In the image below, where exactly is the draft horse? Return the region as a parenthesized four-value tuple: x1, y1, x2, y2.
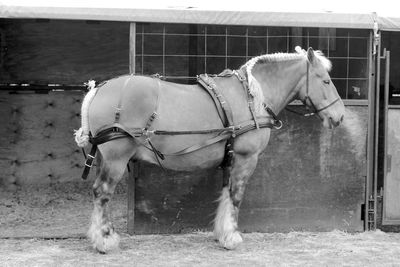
(74, 47, 345, 253)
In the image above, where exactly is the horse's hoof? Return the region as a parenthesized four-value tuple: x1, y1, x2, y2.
(89, 224, 120, 254)
(97, 249, 106, 255)
(222, 231, 243, 250)
(96, 231, 120, 253)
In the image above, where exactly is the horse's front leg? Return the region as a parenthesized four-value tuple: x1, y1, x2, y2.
(214, 153, 259, 250)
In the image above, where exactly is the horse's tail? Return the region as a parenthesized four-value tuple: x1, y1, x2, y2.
(74, 80, 98, 147)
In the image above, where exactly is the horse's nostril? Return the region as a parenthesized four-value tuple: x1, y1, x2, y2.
(329, 117, 340, 127)
(340, 115, 344, 123)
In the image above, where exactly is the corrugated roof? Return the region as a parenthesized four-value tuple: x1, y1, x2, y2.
(378, 17, 400, 31)
(0, 4, 378, 29)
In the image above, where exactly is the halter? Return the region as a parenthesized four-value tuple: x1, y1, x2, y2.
(287, 61, 340, 117)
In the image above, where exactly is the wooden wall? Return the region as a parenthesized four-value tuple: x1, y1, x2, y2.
(0, 91, 92, 188)
(133, 106, 367, 233)
(0, 19, 129, 84)
(0, 19, 130, 189)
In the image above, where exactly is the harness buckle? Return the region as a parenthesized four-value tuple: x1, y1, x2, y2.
(228, 126, 237, 138)
(233, 70, 245, 81)
(84, 154, 95, 168)
(273, 119, 283, 130)
(85, 162, 94, 168)
(142, 128, 154, 137)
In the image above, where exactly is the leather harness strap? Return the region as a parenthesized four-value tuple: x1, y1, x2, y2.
(233, 69, 260, 129)
(82, 127, 129, 179)
(196, 74, 236, 187)
(115, 77, 132, 123)
(197, 74, 234, 127)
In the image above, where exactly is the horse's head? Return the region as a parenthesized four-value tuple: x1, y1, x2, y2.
(297, 47, 345, 129)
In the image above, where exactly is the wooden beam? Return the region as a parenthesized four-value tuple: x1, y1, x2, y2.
(127, 160, 139, 235)
(127, 22, 136, 235)
(129, 22, 136, 75)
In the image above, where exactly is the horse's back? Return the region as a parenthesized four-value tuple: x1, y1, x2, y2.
(88, 75, 224, 136)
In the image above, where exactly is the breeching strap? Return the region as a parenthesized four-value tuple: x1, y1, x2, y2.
(81, 127, 129, 179)
(81, 76, 132, 180)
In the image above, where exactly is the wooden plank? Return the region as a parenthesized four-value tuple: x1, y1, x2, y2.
(127, 160, 138, 235)
(132, 106, 367, 233)
(0, 19, 129, 85)
(133, 164, 221, 233)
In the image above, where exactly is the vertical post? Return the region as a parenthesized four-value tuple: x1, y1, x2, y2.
(127, 160, 139, 235)
(382, 50, 391, 224)
(129, 22, 136, 75)
(366, 30, 378, 230)
(127, 22, 136, 235)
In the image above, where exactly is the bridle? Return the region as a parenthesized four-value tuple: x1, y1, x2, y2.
(286, 61, 340, 117)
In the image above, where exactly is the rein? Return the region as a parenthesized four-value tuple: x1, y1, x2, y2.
(285, 61, 340, 117)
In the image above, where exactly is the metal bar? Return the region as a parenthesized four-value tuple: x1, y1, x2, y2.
(141, 24, 144, 74)
(225, 26, 228, 69)
(134, 54, 368, 60)
(382, 50, 391, 225)
(204, 26, 207, 73)
(139, 32, 368, 39)
(372, 31, 382, 230)
(366, 30, 377, 231)
(346, 32, 350, 98)
(245, 27, 248, 60)
(162, 25, 166, 76)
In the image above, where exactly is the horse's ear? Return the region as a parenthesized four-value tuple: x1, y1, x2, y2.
(307, 47, 315, 64)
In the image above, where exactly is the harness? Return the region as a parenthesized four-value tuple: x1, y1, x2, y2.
(285, 62, 340, 117)
(81, 61, 341, 181)
(81, 70, 282, 182)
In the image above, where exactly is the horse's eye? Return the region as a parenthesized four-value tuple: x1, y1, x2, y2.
(323, 80, 330, 85)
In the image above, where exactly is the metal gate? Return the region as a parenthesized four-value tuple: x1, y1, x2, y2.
(382, 48, 400, 225)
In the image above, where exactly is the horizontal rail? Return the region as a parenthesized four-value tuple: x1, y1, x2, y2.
(0, 84, 86, 92)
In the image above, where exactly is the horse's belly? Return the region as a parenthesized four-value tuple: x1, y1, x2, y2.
(136, 140, 225, 171)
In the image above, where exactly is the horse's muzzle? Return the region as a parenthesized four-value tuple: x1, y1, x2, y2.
(329, 115, 344, 128)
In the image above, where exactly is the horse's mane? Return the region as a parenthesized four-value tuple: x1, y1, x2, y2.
(243, 47, 331, 114)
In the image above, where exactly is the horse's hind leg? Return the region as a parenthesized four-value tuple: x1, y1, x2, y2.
(87, 139, 134, 253)
(214, 153, 258, 250)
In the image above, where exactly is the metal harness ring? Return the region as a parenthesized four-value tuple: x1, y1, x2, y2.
(273, 119, 283, 130)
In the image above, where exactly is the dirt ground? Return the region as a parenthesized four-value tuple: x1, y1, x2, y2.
(2, 231, 400, 266)
(2, 182, 400, 266)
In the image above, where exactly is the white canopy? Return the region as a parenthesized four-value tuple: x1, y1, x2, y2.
(0, 0, 398, 30)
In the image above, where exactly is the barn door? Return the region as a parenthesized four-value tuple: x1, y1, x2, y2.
(381, 49, 400, 225)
